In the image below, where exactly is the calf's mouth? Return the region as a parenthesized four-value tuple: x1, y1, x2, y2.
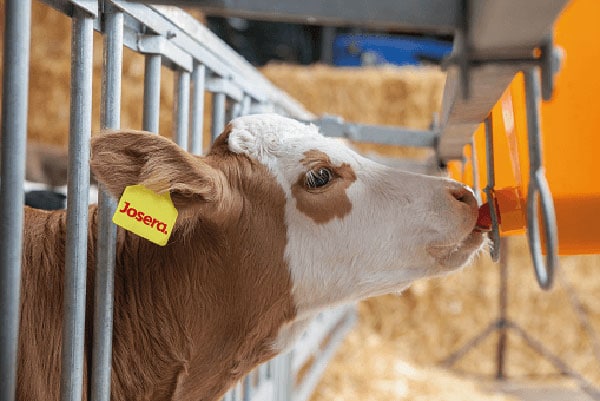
(427, 227, 485, 269)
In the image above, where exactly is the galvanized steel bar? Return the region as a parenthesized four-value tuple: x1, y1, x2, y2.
(143, 54, 161, 133)
(241, 96, 252, 117)
(243, 375, 252, 401)
(206, 77, 244, 102)
(231, 101, 242, 120)
(137, 33, 193, 72)
(211, 91, 226, 141)
(142, 0, 458, 34)
(174, 69, 191, 150)
(190, 62, 206, 155)
(258, 363, 268, 384)
(92, 6, 123, 401)
(272, 354, 292, 401)
(0, 1, 31, 399)
(312, 117, 438, 148)
(60, 8, 94, 401)
(127, 4, 314, 118)
(92, 190, 118, 401)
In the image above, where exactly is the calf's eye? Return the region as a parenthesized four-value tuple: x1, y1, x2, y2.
(305, 168, 332, 189)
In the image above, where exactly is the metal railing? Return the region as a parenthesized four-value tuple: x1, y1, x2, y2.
(0, 1, 356, 400)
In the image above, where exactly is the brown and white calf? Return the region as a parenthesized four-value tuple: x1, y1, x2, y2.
(18, 114, 484, 401)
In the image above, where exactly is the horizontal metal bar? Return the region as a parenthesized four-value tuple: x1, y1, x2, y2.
(149, 6, 277, 98)
(117, 2, 313, 117)
(128, 0, 457, 34)
(367, 154, 438, 176)
(108, 3, 262, 100)
(137, 34, 193, 71)
(206, 77, 243, 101)
(312, 117, 437, 148)
(39, 0, 97, 17)
(470, 0, 569, 51)
(40, 0, 313, 119)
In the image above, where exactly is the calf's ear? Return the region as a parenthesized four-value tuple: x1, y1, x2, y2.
(91, 130, 223, 212)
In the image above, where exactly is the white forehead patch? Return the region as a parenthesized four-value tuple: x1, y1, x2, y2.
(227, 114, 322, 162)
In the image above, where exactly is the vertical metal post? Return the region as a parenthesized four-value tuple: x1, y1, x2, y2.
(190, 63, 206, 155)
(272, 353, 293, 401)
(143, 54, 161, 133)
(0, 0, 31, 399)
(243, 375, 252, 401)
(60, 8, 94, 401)
(211, 91, 226, 141)
(258, 363, 268, 384)
(174, 70, 190, 150)
(496, 237, 509, 379)
(92, 6, 123, 401)
(230, 101, 242, 120)
(241, 96, 252, 117)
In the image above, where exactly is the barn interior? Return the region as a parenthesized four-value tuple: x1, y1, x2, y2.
(1, 0, 600, 400)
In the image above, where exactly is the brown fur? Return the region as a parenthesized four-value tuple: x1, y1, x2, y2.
(18, 130, 296, 401)
(291, 149, 357, 224)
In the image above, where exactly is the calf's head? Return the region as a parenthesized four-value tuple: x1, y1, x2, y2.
(91, 114, 484, 319)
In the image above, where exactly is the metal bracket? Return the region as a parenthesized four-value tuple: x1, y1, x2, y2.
(444, 0, 562, 102)
(137, 34, 193, 72)
(206, 77, 244, 102)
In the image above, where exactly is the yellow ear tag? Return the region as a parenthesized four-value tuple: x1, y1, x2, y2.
(112, 185, 178, 246)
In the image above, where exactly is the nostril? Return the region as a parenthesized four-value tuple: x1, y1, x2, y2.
(450, 186, 477, 208)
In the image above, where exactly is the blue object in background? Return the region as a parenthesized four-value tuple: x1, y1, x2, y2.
(333, 34, 453, 67)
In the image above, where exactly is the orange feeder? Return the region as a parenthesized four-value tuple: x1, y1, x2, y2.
(449, 0, 600, 255)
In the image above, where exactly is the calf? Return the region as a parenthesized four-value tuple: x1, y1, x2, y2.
(18, 114, 484, 401)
